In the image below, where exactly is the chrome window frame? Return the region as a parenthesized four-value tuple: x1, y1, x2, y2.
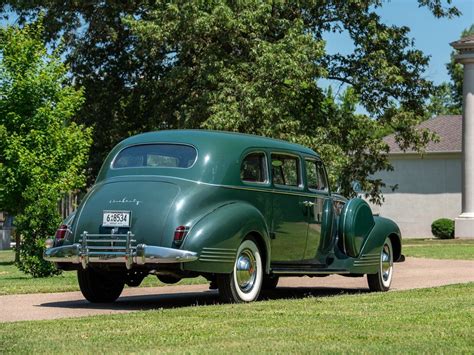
(240, 151, 270, 186)
(270, 152, 304, 190)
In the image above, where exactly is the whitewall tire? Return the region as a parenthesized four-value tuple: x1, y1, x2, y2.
(217, 238, 263, 303)
(367, 237, 393, 292)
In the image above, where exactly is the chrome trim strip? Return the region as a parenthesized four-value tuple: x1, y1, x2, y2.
(201, 247, 236, 252)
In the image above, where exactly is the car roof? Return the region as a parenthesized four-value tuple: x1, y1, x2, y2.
(120, 129, 319, 157)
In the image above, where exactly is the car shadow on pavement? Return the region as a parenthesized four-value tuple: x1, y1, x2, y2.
(38, 286, 369, 311)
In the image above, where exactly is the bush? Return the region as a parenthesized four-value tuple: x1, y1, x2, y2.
(431, 218, 455, 239)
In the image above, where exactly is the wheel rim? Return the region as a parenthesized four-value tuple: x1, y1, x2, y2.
(235, 248, 257, 293)
(381, 240, 393, 286)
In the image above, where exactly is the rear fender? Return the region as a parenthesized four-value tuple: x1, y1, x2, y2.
(181, 202, 271, 274)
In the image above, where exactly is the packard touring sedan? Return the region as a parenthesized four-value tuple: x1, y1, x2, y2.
(45, 130, 402, 303)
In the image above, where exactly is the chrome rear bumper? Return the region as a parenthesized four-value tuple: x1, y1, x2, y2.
(44, 232, 198, 269)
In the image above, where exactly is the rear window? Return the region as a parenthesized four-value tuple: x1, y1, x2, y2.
(113, 144, 197, 169)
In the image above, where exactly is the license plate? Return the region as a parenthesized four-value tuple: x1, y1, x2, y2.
(102, 211, 131, 227)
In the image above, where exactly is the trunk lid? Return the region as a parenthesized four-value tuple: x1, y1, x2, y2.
(71, 179, 180, 246)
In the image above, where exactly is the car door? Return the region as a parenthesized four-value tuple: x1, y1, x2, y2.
(303, 158, 333, 259)
(270, 153, 308, 261)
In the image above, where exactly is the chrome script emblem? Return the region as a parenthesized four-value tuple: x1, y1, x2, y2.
(109, 197, 142, 206)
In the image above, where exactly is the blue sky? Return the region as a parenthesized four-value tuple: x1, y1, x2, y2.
(325, 0, 473, 86)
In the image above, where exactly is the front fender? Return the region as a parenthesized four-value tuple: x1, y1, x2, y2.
(359, 216, 402, 265)
(181, 201, 271, 274)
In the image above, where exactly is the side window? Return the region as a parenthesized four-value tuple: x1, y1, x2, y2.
(271, 154, 301, 187)
(241, 152, 268, 183)
(306, 159, 329, 192)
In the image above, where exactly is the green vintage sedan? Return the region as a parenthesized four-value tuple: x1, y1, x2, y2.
(44, 130, 402, 303)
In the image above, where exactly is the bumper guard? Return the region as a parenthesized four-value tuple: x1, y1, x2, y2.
(44, 231, 198, 270)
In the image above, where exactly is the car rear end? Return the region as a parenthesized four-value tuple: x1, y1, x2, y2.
(44, 142, 200, 271)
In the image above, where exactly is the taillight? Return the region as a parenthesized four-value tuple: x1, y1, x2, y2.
(173, 226, 189, 245)
(55, 224, 69, 239)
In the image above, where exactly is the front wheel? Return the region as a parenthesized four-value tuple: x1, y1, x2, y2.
(217, 238, 263, 303)
(77, 268, 125, 303)
(367, 237, 393, 292)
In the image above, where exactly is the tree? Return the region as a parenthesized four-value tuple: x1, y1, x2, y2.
(0, 1, 460, 202)
(0, 21, 92, 277)
(425, 82, 460, 117)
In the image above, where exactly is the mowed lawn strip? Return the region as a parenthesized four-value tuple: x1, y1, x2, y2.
(0, 283, 472, 354)
(403, 238, 474, 260)
(0, 250, 206, 295)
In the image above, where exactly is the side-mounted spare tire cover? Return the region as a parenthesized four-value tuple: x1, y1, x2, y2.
(339, 198, 375, 258)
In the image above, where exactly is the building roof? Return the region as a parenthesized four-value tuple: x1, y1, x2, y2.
(451, 34, 474, 50)
(385, 115, 462, 154)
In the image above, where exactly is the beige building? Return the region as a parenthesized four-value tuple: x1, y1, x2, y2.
(370, 115, 462, 238)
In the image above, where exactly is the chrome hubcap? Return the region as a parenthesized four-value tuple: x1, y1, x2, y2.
(381, 243, 392, 282)
(236, 249, 257, 293)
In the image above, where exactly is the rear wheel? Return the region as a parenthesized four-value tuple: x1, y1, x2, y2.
(77, 268, 125, 303)
(217, 238, 263, 303)
(367, 237, 393, 292)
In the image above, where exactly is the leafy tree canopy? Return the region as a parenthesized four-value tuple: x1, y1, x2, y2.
(0, 0, 461, 202)
(0, 21, 92, 276)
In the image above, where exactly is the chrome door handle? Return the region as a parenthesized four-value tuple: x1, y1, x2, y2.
(303, 201, 315, 207)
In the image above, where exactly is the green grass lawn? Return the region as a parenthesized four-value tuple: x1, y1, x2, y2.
(0, 250, 206, 296)
(403, 238, 474, 260)
(0, 283, 472, 353)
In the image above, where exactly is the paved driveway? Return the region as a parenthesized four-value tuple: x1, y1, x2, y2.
(1, 257, 473, 323)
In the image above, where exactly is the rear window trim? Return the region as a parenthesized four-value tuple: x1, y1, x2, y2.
(110, 143, 198, 170)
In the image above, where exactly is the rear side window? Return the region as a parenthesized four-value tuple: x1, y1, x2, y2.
(271, 154, 301, 187)
(306, 159, 328, 191)
(113, 144, 197, 169)
(241, 152, 268, 183)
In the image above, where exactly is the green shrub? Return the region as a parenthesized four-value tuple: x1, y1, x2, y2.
(431, 218, 455, 239)
(0, 21, 91, 277)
